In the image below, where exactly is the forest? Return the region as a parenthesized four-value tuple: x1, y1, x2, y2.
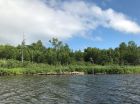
(0, 38, 140, 75)
(0, 38, 140, 65)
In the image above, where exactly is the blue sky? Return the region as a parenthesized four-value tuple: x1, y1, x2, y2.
(66, 0, 140, 50)
(0, 0, 140, 50)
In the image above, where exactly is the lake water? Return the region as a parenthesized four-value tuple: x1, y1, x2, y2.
(0, 75, 140, 104)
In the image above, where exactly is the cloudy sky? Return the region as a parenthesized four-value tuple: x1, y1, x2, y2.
(0, 0, 140, 50)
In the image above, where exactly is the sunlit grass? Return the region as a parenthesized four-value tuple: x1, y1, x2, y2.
(0, 59, 140, 75)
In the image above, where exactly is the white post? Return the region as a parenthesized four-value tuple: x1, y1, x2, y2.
(21, 33, 25, 63)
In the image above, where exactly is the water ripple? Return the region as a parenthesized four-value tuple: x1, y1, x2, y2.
(0, 75, 140, 104)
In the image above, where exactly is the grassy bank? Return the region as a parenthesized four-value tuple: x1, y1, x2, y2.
(0, 59, 140, 75)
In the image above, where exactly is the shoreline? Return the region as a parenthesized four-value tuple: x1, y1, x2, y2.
(0, 71, 85, 76)
(34, 71, 85, 75)
(1, 71, 140, 76)
(0, 65, 140, 76)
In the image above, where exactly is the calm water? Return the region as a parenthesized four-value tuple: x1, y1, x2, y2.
(0, 75, 140, 104)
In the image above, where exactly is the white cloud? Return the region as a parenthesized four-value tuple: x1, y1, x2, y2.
(0, 0, 140, 45)
(104, 9, 140, 34)
(94, 36, 103, 42)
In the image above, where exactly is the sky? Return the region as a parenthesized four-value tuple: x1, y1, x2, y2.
(0, 0, 140, 50)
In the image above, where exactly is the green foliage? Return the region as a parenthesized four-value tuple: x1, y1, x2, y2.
(0, 59, 140, 75)
(0, 39, 139, 66)
(0, 38, 140, 76)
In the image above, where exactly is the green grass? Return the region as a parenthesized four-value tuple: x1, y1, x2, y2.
(0, 59, 140, 75)
(0, 65, 140, 76)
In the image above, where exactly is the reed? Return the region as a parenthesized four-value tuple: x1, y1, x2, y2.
(0, 59, 140, 75)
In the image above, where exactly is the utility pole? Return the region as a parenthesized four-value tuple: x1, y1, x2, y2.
(21, 33, 25, 63)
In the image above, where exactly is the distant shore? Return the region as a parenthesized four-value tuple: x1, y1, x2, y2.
(0, 64, 140, 76)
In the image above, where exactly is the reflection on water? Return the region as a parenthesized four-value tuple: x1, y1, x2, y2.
(0, 75, 140, 104)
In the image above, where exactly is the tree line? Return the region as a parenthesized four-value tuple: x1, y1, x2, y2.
(0, 38, 140, 65)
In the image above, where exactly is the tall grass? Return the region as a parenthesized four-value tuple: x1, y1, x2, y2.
(0, 59, 140, 75)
